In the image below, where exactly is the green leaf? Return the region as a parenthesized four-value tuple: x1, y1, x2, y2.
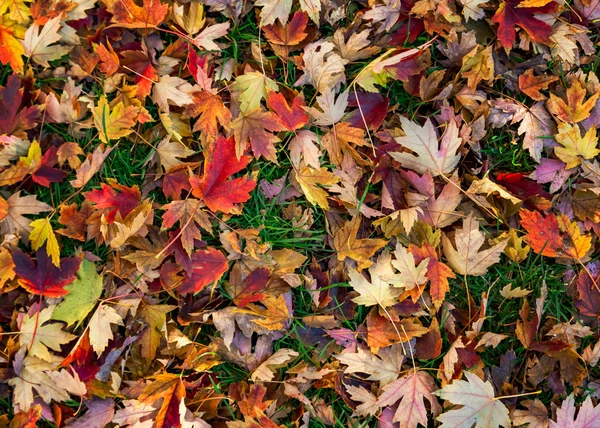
(52, 259, 103, 328)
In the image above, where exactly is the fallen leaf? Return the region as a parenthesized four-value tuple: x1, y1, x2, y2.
(193, 22, 230, 50)
(29, 218, 60, 267)
(13, 248, 81, 297)
(388, 244, 429, 291)
(512, 399, 549, 428)
(547, 80, 600, 124)
(52, 259, 102, 328)
(189, 135, 256, 213)
(492, 0, 558, 48)
(184, 90, 232, 136)
(500, 284, 531, 299)
(442, 214, 508, 276)
(520, 209, 591, 259)
(70, 145, 114, 188)
(0, 75, 39, 138)
(22, 16, 71, 67)
(391, 117, 461, 177)
(88, 304, 123, 356)
(292, 165, 339, 210)
(255, 0, 292, 26)
(336, 344, 405, 385)
(0, 17, 25, 72)
(435, 371, 511, 428)
(554, 122, 599, 169)
(230, 108, 284, 161)
(376, 371, 441, 426)
(235, 294, 291, 330)
(19, 306, 77, 361)
(251, 349, 298, 381)
(518, 69, 558, 101)
(266, 91, 309, 131)
(550, 394, 600, 428)
(0, 192, 51, 241)
(152, 75, 194, 112)
(231, 71, 278, 114)
(294, 41, 348, 93)
(93, 96, 138, 144)
(178, 247, 229, 294)
(103, 0, 169, 28)
(161, 198, 211, 256)
(333, 216, 388, 271)
(348, 250, 401, 307)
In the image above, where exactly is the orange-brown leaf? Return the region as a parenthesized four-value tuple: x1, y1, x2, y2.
(547, 80, 600, 124)
(104, 0, 169, 28)
(333, 217, 388, 271)
(520, 209, 591, 259)
(184, 90, 232, 137)
(518, 69, 558, 101)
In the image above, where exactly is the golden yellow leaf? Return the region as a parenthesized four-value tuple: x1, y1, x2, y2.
(93, 95, 138, 144)
(0, 247, 15, 290)
(29, 218, 60, 267)
(235, 294, 291, 330)
(492, 228, 530, 263)
(0, 0, 31, 25)
(333, 216, 388, 271)
(293, 166, 339, 210)
(461, 45, 494, 91)
(554, 122, 599, 169)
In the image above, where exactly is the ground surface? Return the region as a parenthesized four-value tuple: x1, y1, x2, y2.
(1, 0, 600, 427)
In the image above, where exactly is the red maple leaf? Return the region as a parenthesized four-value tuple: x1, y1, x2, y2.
(120, 50, 158, 98)
(85, 181, 142, 222)
(190, 135, 256, 213)
(61, 332, 100, 382)
(263, 11, 309, 47)
(492, 0, 558, 48)
(344, 92, 389, 131)
(266, 91, 309, 131)
(32, 146, 67, 187)
(388, 0, 425, 45)
(161, 166, 192, 200)
(520, 210, 591, 259)
(494, 172, 550, 200)
(188, 49, 214, 86)
(0, 74, 39, 138)
(232, 268, 271, 308)
(179, 247, 229, 294)
(12, 248, 81, 297)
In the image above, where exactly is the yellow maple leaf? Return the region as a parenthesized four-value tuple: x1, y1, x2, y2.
(93, 95, 138, 144)
(333, 216, 388, 271)
(235, 294, 291, 330)
(29, 218, 60, 267)
(554, 122, 599, 169)
(20, 139, 41, 170)
(0, 247, 15, 291)
(292, 166, 340, 210)
(230, 71, 278, 114)
(461, 45, 494, 91)
(0, 0, 31, 25)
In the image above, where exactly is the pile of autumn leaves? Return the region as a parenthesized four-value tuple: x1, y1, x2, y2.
(3, 0, 600, 426)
